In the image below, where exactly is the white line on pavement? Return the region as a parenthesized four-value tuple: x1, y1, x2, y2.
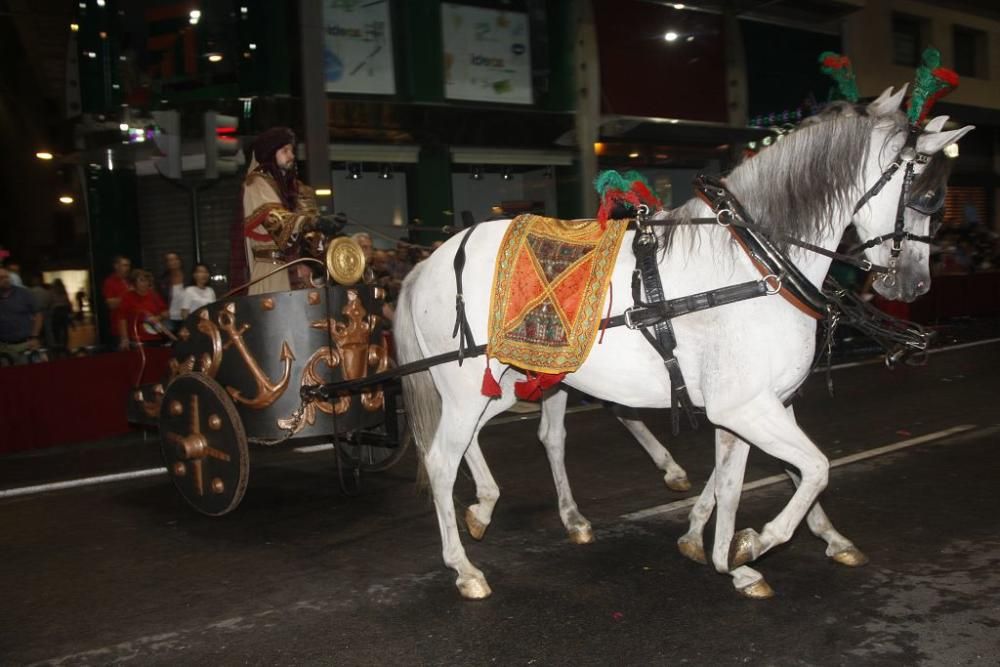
(3, 333, 996, 501)
(621, 423, 980, 521)
(0, 467, 168, 500)
(825, 336, 1000, 371)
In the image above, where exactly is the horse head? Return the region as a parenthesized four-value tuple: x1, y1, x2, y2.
(854, 87, 973, 302)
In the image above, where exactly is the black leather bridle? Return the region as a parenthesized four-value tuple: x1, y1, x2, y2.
(849, 126, 943, 285)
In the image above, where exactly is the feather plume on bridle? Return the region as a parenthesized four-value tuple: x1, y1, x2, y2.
(594, 170, 662, 226)
(906, 47, 959, 126)
(818, 52, 860, 103)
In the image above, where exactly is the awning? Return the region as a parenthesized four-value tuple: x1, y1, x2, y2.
(597, 115, 775, 147)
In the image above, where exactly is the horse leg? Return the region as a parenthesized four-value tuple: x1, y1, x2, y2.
(709, 428, 774, 597)
(676, 468, 715, 565)
(611, 405, 691, 491)
(538, 388, 594, 544)
(462, 441, 500, 541)
(714, 394, 831, 576)
(779, 407, 868, 566)
(782, 469, 869, 566)
(423, 380, 516, 599)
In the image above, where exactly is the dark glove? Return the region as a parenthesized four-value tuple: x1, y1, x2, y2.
(318, 212, 347, 236)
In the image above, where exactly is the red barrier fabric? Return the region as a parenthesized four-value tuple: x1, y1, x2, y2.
(0, 348, 172, 453)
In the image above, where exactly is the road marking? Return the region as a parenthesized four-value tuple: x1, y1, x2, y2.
(824, 336, 1000, 371)
(0, 468, 168, 500)
(622, 424, 981, 521)
(2, 333, 995, 501)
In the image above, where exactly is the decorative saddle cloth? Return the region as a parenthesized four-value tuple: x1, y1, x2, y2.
(487, 214, 629, 385)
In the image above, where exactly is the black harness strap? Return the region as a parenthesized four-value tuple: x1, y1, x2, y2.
(605, 279, 769, 330)
(696, 175, 831, 318)
(631, 215, 699, 434)
(452, 225, 479, 364)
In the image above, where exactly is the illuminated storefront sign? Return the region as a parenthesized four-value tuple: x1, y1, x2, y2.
(323, 0, 396, 95)
(441, 3, 532, 105)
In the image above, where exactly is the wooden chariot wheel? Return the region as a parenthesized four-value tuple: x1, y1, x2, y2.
(159, 373, 250, 516)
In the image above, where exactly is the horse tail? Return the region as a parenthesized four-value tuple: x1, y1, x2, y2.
(394, 263, 442, 465)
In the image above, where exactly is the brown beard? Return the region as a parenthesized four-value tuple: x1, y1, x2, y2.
(258, 160, 299, 210)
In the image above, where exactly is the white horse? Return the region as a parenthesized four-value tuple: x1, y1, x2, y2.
(395, 87, 972, 600)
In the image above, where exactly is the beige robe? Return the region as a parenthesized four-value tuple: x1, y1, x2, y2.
(242, 169, 320, 295)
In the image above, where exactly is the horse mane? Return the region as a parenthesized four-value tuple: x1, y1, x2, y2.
(722, 104, 887, 253)
(655, 104, 952, 258)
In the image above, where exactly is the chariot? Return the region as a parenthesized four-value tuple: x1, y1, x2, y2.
(127, 255, 410, 516)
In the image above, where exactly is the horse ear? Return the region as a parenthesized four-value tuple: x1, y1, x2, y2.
(923, 115, 950, 133)
(916, 125, 975, 155)
(867, 84, 908, 116)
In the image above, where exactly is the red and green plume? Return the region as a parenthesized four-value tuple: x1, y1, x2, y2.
(594, 170, 661, 225)
(907, 47, 959, 125)
(818, 51, 859, 103)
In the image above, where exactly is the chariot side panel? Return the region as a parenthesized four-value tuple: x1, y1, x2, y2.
(136, 285, 389, 441)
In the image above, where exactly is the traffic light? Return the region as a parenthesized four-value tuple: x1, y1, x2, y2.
(151, 110, 182, 179)
(204, 111, 241, 179)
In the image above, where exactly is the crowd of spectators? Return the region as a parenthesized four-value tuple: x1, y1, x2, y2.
(104, 252, 218, 350)
(931, 219, 1000, 275)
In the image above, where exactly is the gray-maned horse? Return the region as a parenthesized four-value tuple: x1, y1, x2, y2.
(395, 87, 972, 600)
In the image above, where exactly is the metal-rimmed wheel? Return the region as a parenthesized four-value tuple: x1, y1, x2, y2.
(336, 383, 411, 473)
(159, 373, 249, 516)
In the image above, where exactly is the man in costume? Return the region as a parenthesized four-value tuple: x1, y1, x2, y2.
(241, 127, 333, 295)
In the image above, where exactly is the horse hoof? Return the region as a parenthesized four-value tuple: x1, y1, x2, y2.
(677, 537, 708, 565)
(457, 576, 492, 600)
(568, 525, 594, 544)
(728, 528, 760, 569)
(665, 475, 692, 492)
(831, 546, 869, 567)
(737, 578, 775, 600)
(465, 508, 488, 541)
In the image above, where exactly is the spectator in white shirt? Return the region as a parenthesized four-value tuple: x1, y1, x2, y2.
(179, 263, 217, 319)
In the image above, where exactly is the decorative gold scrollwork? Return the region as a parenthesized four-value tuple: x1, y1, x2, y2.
(137, 383, 165, 418)
(167, 310, 224, 380)
(278, 290, 390, 434)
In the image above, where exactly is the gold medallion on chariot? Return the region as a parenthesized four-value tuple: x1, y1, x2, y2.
(325, 236, 366, 285)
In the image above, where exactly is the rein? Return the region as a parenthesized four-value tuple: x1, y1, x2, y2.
(302, 145, 939, 409)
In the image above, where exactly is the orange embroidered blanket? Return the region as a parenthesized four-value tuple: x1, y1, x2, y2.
(487, 214, 629, 375)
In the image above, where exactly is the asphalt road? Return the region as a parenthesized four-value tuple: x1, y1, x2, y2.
(2, 340, 999, 666)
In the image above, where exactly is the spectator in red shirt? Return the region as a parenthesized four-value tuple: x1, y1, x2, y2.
(117, 269, 168, 350)
(102, 255, 132, 344)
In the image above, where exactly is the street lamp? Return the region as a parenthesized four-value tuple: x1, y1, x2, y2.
(36, 151, 54, 160)
(59, 196, 74, 205)
(664, 31, 679, 42)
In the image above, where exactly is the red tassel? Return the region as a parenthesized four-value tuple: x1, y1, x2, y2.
(481, 366, 502, 398)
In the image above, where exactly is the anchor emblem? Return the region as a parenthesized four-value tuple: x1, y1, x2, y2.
(217, 302, 295, 409)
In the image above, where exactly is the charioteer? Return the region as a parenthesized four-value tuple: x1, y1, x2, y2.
(239, 126, 341, 295)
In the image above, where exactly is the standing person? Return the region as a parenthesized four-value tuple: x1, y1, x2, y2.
(4, 259, 23, 287)
(178, 263, 217, 319)
(0, 267, 42, 364)
(73, 287, 87, 324)
(26, 273, 52, 346)
(157, 251, 187, 333)
(242, 127, 333, 295)
(49, 279, 72, 350)
(117, 269, 168, 350)
(102, 255, 132, 347)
